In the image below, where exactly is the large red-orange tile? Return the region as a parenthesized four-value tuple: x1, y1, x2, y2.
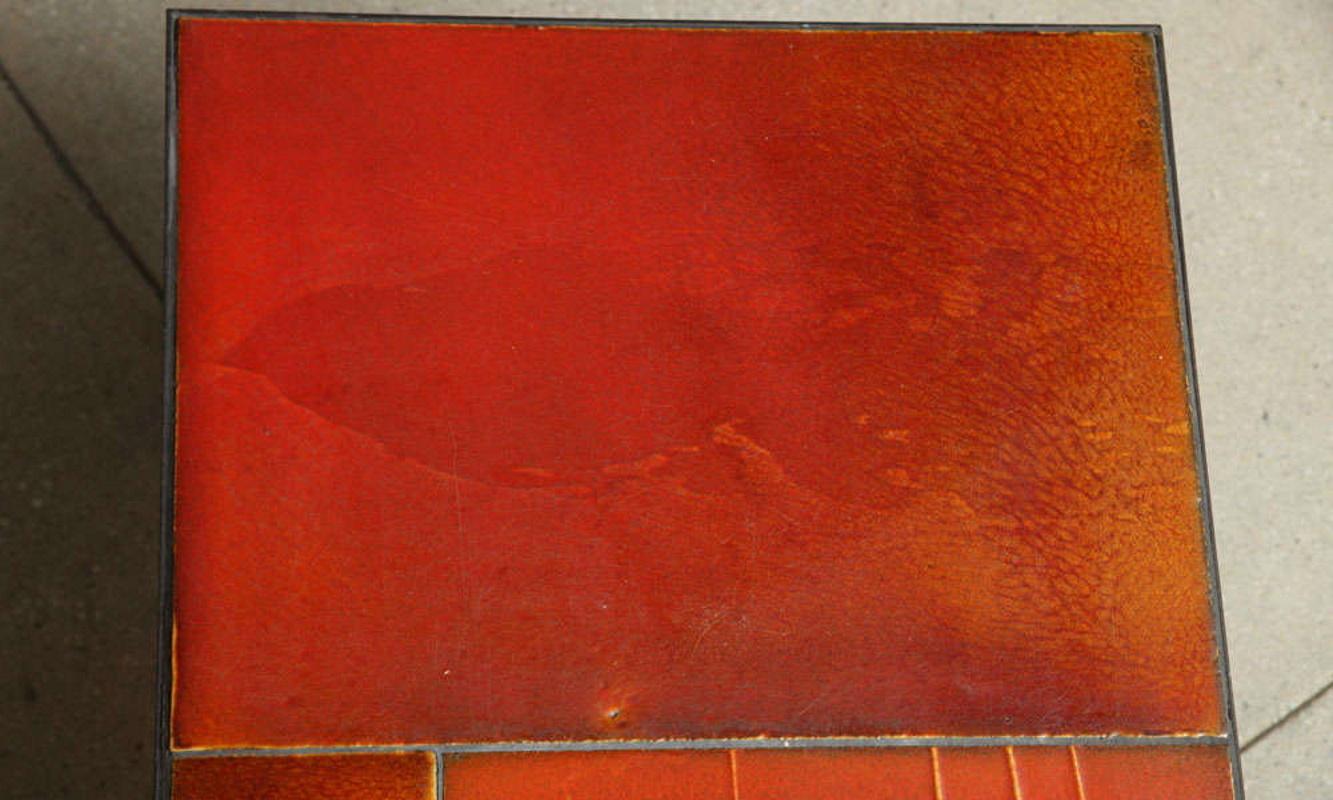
(1008, 747, 1081, 800)
(172, 753, 434, 799)
(736, 748, 936, 798)
(934, 748, 1013, 800)
(173, 18, 1222, 746)
(1075, 745, 1233, 800)
(442, 750, 731, 800)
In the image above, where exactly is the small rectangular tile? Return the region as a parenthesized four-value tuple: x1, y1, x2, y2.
(1008, 746, 1082, 800)
(1075, 745, 1234, 800)
(443, 750, 732, 800)
(735, 748, 936, 799)
(172, 753, 435, 800)
(933, 748, 1014, 800)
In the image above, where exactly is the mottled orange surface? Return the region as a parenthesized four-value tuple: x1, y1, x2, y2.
(173, 19, 1222, 747)
(441, 747, 1233, 799)
(172, 753, 434, 800)
(933, 748, 1015, 800)
(1077, 745, 1235, 800)
(1009, 747, 1082, 800)
(445, 751, 733, 800)
(736, 748, 937, 798)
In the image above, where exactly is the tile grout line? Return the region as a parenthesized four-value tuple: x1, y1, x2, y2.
(170, 12, 1163, 33)
(1069, 746, 1088, 800)
(1005, 746, 1023, 800)
(434, 748, 445, 800)
(168, 733, 1231, 759)
(0, 54, 164, 302)
(1240, 674, 1333, 754)
(930, 746, 944, 800)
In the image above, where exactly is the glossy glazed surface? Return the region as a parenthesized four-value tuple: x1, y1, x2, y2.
(444, 751, 733, 800)
(1077, 745, 1235, 800)
(172, 753, 434, 800)
(439, 747, 1234, 799)
(1006, 747, 1083, 800)
(736, 748, 938, 798)
(173, 19, 1221, 748)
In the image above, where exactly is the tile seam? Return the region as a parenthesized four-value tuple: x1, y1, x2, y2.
(0, 55, 163, 301)
(930, 746, 944, 800)
(169, 734, 1231, 759)
(1240, 673, 1333, 754)
(169, 12, 1163, 34)
(1006, 745, 1023, 800)
(1069, 746, 1089, 800)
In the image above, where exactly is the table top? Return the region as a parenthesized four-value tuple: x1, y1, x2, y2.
(163, 13, 1239, 799)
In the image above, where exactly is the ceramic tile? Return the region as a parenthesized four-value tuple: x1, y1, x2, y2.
(1007, 746, 1082, 800)
(932, 748, 1014, 800)
(734, 748, 937, 798)
(170, 18, 1225, 750)
(443, 750, 733, 800)
(172, 753, 435, 800)
(1076, 745, 1234, 800)
(443, 746, 1233, 798)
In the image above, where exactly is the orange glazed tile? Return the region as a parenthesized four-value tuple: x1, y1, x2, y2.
(172, 753, 435, 800)
(1075, 745, 1234, 800)
(933, 748, 1014, 800)
(1008, 747, 1082, 800)
(736, 748, 936, 799)
(443, 750, 732, 800)
(440, 746, 1235, 799)
(171, 17, 1226, 748)
(735, 746, 1233, 799)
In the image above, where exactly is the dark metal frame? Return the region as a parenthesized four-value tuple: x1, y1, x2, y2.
(157, 11, 1242, 800)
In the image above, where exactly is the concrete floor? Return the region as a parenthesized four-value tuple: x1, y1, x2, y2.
(0, 2, 1327, 798)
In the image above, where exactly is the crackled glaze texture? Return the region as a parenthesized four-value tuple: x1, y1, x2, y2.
(173, 19, 1222, 748)
(439, 747, 1234, 799)
(444, 751, 734, 800)
(735, 748, 938, 798)
(172, 753, 435, 800)
(1076, 745, 1236, 799)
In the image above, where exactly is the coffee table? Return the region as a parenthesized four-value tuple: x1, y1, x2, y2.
(160, 13, 1242, 799)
